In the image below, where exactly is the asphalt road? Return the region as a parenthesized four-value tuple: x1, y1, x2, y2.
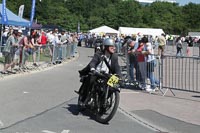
(0, 47, 157, 133)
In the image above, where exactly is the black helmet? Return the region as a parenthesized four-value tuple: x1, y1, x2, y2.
(103, 38, 115, 46)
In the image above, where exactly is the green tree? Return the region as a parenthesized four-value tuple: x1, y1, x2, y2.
(0, 0, 200, 34)
(147, 2, 184, 34)
(115, 1, 142, 27)
(182, 3, 200, 32)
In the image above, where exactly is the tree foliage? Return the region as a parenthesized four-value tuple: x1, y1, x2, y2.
(0, 0, 200, 34)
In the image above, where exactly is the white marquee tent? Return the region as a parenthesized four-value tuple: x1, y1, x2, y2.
(118, 27, 165, 37)
(89, 25, 119, 35)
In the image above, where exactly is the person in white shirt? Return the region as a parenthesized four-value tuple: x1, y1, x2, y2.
(145, 38, 160, 92)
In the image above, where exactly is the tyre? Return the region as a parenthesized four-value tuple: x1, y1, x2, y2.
(78, 94, 86, 111)
(96, 90, 120, 124)
(77, 86, 86, 111)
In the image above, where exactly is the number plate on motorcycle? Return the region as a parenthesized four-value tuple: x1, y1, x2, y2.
(107, 75, 119, 87)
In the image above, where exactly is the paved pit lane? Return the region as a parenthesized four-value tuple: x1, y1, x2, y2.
(0, 98, 157, 133)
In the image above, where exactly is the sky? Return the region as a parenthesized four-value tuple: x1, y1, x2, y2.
(176, 0, 200, 5)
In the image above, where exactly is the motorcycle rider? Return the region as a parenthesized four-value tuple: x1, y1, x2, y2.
(77, 38, 122, 105)
(93, 35, 103, 53)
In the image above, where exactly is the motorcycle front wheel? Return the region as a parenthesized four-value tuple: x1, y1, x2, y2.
(96, 90, 120, 124)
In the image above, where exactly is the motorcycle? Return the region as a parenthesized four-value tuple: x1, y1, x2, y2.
(76, 71, 121, 124)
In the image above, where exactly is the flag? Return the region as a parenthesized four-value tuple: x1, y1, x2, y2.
(29, 0, 36, 27)
(18, 5, 24, 18)
(2, 0, 8, 24)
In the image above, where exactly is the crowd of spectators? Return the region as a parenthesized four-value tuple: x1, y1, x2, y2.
(0, 27, 80, 74)
(1, 27, 200, 93)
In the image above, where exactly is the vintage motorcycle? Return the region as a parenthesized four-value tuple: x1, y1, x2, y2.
(76, 71, 121, 124)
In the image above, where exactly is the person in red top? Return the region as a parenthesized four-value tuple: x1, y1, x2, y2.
(135, 37, 147, 89)
(38, 31, 47, 53)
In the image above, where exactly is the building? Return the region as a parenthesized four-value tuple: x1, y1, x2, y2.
(135, 0, 176, 5)
(188, 32, 200, 38)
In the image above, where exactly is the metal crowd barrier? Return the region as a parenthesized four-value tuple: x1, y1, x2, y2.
(0, 43, 73, 76)
(192, 42, 200, 57)
(121, 43, 163, 93)
(162, 55, 200, 93)
(122, 46, 200, 95)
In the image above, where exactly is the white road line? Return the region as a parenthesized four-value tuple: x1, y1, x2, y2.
(42, 130, 56, 133)
(0, 120, 4, 127)
(61, 130, 70, 133)
(23, 91, 29, 94)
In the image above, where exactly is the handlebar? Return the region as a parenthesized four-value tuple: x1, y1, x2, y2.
(89, 71, 109, 79)
(89, 71, 122, 81)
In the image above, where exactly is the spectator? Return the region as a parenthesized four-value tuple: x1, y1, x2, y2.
(1, 30, 19, 74)
(52, 32, 62, 64)
(46, 30, 54, 62)
(71, 33, 78, 57)
(115, 35, 122, 54)
(127, 39, 139, 81)
(14, 29, 24, 67)
(175, 36, 183, 57)
(157, 33, 166, 59)
(135, 37, 147, 90)
(38, 31, 47, 54)
(60, 31, 68, 58)
(93, 35, 103, 53)
(30, 30, 41, 66)
(145, 39, 160, 92)
(2, 28, 9, 46)
(18, 34, 32, 68)
(187, 36, 193, 47)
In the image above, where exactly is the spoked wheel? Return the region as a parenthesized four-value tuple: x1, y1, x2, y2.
(96, 91, 120, 124)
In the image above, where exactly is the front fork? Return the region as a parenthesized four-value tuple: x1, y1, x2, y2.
(102, 86, 109, 108)
(95, 85, 109, 112)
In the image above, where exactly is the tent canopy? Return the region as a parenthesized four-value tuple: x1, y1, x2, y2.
(89, 26, 119, 35)
(0, 4, 30, 27)
(118, 27, 165, 37)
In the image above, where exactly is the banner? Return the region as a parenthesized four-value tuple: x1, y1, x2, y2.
(29, 0, 36, 27)
(18, 5, 24, 18)
(2, 0, 8, 24)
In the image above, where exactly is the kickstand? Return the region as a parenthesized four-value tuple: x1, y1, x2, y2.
(74, 90, 79, 94)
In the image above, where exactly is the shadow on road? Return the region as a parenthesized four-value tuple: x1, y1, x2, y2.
(65, 104, 80, 115)
(66, 103, 109, 125)
(192, 95, 200, 98)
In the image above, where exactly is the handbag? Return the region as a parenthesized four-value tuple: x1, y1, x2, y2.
(3, 38, 12, 54)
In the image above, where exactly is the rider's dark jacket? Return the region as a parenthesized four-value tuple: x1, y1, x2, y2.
(79, 51, 122, 77)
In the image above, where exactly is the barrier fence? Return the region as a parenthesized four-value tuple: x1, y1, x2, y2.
(122, 44, 200, 95)
(192, 43, 200, 57)
(162, 55, 200, 93)
(1, 43, 200, 94)
(0, 44, 73, 76)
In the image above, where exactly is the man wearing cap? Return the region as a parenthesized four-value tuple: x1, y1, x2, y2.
(127, 39, 139, 81)
(1, 30, 19, 74)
